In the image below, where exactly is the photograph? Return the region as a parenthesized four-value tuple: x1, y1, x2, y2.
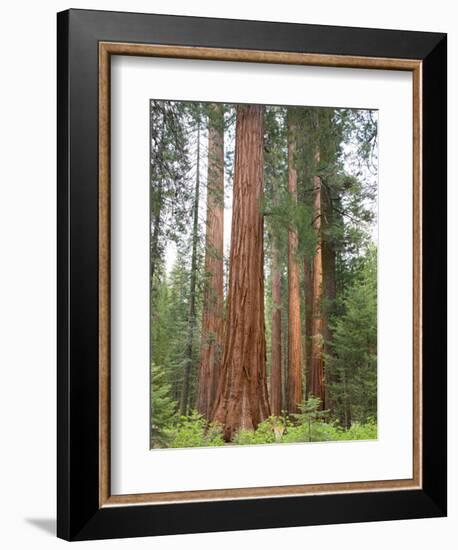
(149, 100, 378, 448)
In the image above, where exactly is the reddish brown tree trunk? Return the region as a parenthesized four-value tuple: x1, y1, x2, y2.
(196, 105, 225, 419)
(309, 153, 325, 407)
(270, 239, 282, 416)
(287, 112, 303, 413)
(303, 257, 313, 399)
(281, 276, 288, 411)
(212, 105, 270, 441)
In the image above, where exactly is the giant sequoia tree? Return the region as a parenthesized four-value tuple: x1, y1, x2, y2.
(196, 104, 225, 419)
(270, 237, 282, 416)
(264, 106, 287, 417)
(308, 149, 325, 406)
(212, 104, 271, 441)
(286, 109, 303, 413)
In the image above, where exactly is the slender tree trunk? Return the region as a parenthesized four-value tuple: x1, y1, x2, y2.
(321, 186, 336, 409)
(179, 124, 201, 416)
(150, 112, 165, 287)
(342, 368, 352, 430)
(270, 238, 282, 416)
(303, 257, 313, 399)
(212, 105, 270, 441)
(309, 150, 325, 407)
(287, 111, 303, 413)
(150, 180, 163, 369)
(281, 271, 288, 412)
(196, 105, 225, 419)
(150, 180, 162, 286)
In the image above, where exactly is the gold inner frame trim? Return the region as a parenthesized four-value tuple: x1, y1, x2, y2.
(98, 41, 422, 507)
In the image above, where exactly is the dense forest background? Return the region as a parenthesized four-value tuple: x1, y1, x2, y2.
(150, 100, 378, 448)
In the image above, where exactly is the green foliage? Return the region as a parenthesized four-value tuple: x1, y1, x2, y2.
(281, 415, 376, 443)
(149, 100, 193, 273)
(282, 419, 377, 443)
(156, 406, 376, 449)
(287, 397, 329, 442)
(166, 411, 225, 448)
(232, 415, 377, 446)
(151, 258, 188, 401)
(330, 417, 377, 441)
(327, 245, 377, 426)
(231, 399, 376, 446)
(232, 416, 286, 445)
(151, 280, 174, 370)
(150, 363, 178, 448)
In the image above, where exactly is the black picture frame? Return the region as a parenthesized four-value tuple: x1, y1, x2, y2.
(57, 8, 447, 541)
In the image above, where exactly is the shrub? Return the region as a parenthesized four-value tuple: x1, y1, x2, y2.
(330, 417, 377, 441)
(166, 411, 225, 448)
(232, 416, 286, 445)
(282, 417, 377, 443)
(163, 409, 376, 448)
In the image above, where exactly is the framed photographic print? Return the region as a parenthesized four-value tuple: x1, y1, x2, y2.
(57, 9, 447, 541)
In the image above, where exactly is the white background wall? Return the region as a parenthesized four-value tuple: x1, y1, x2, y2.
(0, 1, 454, 548)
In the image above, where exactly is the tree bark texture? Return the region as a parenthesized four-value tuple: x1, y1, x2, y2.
(287, 112, 303, 413)
(196, 105, 225, 419)
(303, 257, 313, 399)
(212, 104, 270, 441)
(270, 238, 282, 416)
(309, 151, 325, 407)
